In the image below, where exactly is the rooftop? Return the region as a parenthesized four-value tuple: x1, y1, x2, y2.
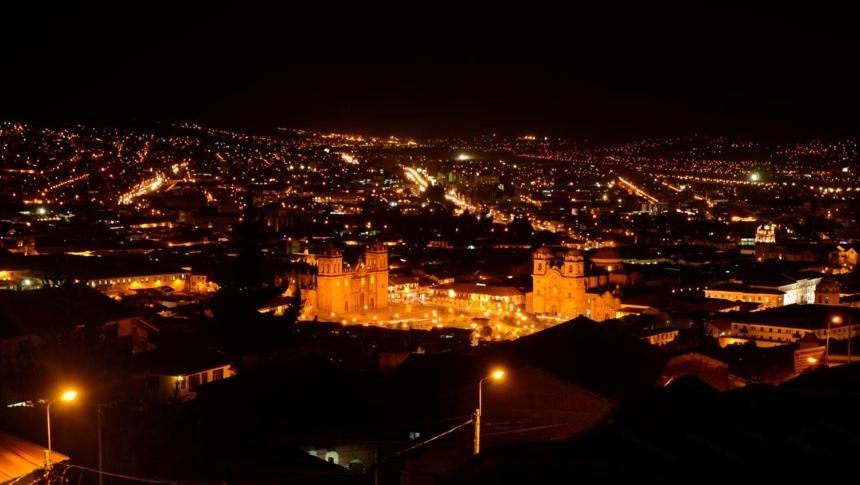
(0, 285, 141, 338)
(727, 304, 860, 330)
(706, 282, 785, 295)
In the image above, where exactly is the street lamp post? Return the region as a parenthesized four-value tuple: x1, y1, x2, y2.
(45, 400, 52, 469)
(827, 316, 844, 366)
(97, 405, 104, 485)
(474, 369, 505, 455)
(44, 389, 78, 472)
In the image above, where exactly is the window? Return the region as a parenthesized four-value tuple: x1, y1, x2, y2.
(201, 372, 209, 385)
(189, 374, 200, 388)
(212, 368, 224, 381)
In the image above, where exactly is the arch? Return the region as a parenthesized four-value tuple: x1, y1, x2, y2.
(370, 297, 374, 308)
(324, 451, 339, 465)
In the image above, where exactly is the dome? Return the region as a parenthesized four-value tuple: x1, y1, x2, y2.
(534, 246, 553, 258)
(367, 241, 386, 253)
(321, 242, 342, 258)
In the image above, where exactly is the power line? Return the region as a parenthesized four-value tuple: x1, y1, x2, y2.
(381, 419, 473, 462)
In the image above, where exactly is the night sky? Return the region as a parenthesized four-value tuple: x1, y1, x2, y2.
(3, 6, 859, 140)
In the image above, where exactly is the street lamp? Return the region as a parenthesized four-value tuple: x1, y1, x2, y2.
(826, 315, 844, 366)
(474, 368, 505, 455)
(45, 388, 78, 470)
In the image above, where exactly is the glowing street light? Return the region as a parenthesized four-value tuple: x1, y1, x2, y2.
(826, 315, 845, 366)
(826, 314, 854, 366)
(474, 368, 506, 455)
(45, 388, 78, 470)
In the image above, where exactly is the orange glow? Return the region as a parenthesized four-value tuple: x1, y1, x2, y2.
(60, 389, 78, 402)
(490, 369, 506, 381)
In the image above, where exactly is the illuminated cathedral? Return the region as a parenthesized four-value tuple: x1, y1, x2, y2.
(305, 242, 389, 315)
(526, 246, 622, 321)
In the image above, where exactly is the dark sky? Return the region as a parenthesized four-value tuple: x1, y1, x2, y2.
(2, 6, 859, 140)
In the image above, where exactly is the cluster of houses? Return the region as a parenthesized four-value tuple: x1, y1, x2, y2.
(0, 256, 231, 405)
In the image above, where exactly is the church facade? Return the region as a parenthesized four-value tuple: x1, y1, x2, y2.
(306, 242, 389, 315)
(526, 246, 621, 321)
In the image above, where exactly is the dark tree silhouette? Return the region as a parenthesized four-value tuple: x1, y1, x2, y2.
(208, 193, 301, 353)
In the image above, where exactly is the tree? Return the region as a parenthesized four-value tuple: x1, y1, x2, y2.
(281, 285, 304, 324)
(208, 193, 291, 352)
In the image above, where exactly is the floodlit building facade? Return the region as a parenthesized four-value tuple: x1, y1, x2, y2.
(705, 275, 821, 309)
(527, 247, 620, 321)
(308, 242, 389, 314)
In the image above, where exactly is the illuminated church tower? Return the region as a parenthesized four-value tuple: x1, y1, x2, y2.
(316, 244, 348, 313)
(362, 241, 389, 310)
(312, 242, 389, 315)
(528, 247, 588, 317)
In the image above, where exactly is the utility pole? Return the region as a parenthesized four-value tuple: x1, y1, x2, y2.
(45, 401, 52, 484)
(474, 369, 505, 455)
(473, 407, 481, 455)
(97, 406, 104, 485)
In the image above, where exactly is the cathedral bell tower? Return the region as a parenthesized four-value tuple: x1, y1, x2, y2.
(562, 249, 584, 277)
(533, 246, 552, 275)
(364, 241, 388, 272)
(315, 243, 346, 314)
(317, 244, 343, 276)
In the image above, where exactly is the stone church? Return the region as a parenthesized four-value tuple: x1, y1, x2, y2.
(526, 246, 621, 321)
(304, 242, 389, 316)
